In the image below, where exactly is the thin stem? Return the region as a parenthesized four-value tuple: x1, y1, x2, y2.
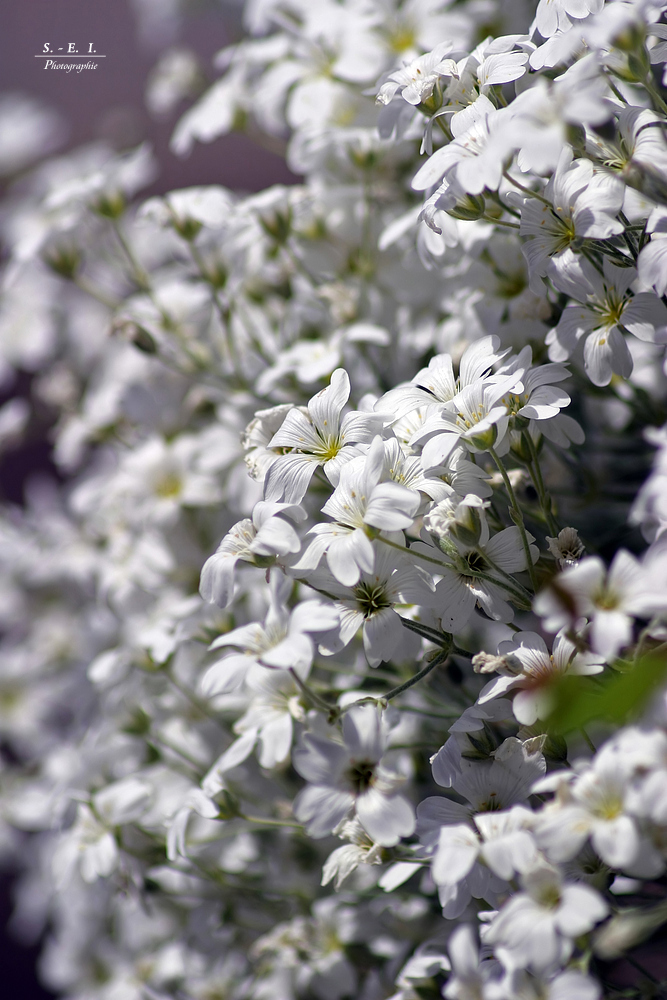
(643, 76, 667, 117)
(73, 276, 119, 310)
(580, 245, 605, 276)
(399, 705, 462, 720)
(524, 432, 560, 535)
(503, 170, 552, 207)
(606, 76, 629, 105)
(485, 216, 520, 230)
(289, 667, 334, 715)
(166, 669, 227, 732)
(188, 242, 241, 373)
(240, 814, 302, 829)
(399, 615, 452, 647)
(580, 728, 597, 754)
(624, 953, 662, 987)
(382, 649, 450, 702)
(378, 534, 451, 570)
(478, 551, 534, 606)
(489, 447, 538, 592)
(111, 219, 150, 290)
(379, 536, 531, 607)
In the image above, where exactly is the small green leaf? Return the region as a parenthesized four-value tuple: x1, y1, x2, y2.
(548, 653, 667, 734)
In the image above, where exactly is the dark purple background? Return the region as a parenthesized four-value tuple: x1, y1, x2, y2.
(0, 2, 293, 994)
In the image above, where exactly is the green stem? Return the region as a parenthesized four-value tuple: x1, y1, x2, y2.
(580, 728, 597, 754)
(382, 648, 451, 702)
(523, 432, 560, 535)
(74, 276, 119, 310)
(489, 447, 538, 593)
(289, 667, 334, 715)
(624, 953, 662, 986)
(378, 534, 451, 570)
(111, 219, 150, 291)
(484, 216, 520, 230)
(503, 170, 552, 207)
(398, 616, 452, 647)
(240, 814, 302, 829)
(643, 76, 667, 117)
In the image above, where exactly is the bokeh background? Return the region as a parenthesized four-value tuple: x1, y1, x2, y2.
(0, 1, 294, 992)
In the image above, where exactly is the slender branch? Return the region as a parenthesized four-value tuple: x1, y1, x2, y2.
(580, 728, 597, 754)
(503, 170, 552, 207)
(382, 648, 451, 702)
(398, 615, 452, 647)
(485, 216, 520, 229)
(489, 447, 539, 592)
(240, 814, 303, 829)
(523, 432, 560, 535)
(289, 667, 334, 714)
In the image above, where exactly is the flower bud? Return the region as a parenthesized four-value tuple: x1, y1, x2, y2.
(468, 423, 498, 452)
(546, 527, 584, 569)
(447, 193, 486, 221)
(424, 495, 489, 548)
(43, 244, 82, 280)
(93, 190, 126, 220)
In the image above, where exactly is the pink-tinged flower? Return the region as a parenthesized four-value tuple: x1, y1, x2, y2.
(475, 628, 604, 725)
(292, 703, 415, 847)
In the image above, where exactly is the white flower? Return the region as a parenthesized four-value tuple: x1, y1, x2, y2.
(534, 549, 667, 661)
(53, 804, 119, 885)
(483, 861, 608, 973)
(546, 526, 585, 568)
(411, 372, 522, 469)
(534, 741, 661, 873)
(312, 543, 436, 667)
(291, 437, 420, 587)
(547, 253, 667, 386)
(475, 628, 604, 725)
(265, 368, 383, 503)
(412, 98, 514, 196)
(520, 148, 624, 288)
(203, 663, 313, 781)
(534, 0, 604, 39)
(375, 336, 507, 425)
(423, 519, 537, 632)
(321, 818, 383, 890)
(199, 502, 305, 608)
(201, 572, 339, 695)
(376, 43, 457, 107)
(293, 703, 415, 847)
(441, 925, 502, 1000)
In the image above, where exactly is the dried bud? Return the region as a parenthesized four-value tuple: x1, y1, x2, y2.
(472, 651, 522, 675)
(547, 527, 584, 569)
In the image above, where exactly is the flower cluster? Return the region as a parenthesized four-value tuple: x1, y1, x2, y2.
(1, 1, 667, 999)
